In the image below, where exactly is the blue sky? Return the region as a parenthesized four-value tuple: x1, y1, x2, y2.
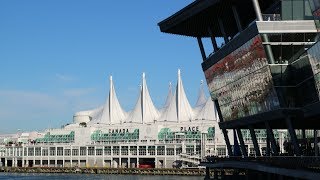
(0, 0, 212, 133)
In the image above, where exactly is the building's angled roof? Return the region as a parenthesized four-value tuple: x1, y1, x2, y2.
(125, 73, 159, 124)
(88, 76, 127, 125)
(158, 0, 276, 37)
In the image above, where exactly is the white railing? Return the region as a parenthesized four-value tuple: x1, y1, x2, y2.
(262, 14, 281, 21)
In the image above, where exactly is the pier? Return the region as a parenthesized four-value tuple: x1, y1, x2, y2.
(0, 167, 247, 178)
(0, 167, 206, 176)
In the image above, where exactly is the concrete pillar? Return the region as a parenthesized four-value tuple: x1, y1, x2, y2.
(201, 133, 207, 159)
(164, 145, 167, 156)
(62, 155, 65, 167)
(102, 146, 105, 167)
(85, 147, 88, 167)
(33, 147, 36, 167)
(137, 158, 139, 168)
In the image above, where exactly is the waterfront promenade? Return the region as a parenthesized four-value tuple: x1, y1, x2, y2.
(1, 167, 207, 176)
(0, 166, 247, 179)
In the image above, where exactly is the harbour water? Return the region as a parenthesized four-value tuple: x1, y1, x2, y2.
(0, 173, 203, 180)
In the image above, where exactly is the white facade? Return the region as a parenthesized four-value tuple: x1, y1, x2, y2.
(0, 70, 275, 168)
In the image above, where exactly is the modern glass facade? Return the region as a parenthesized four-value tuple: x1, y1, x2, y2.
(202, 1, 320, 121)
(281, 0, 313, 20)
(309, 0, 320, 27)
(205, 35, 280, 121)
(307, 41, 320, 98)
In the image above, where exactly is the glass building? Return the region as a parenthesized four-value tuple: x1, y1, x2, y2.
(159, 0, 320, 158)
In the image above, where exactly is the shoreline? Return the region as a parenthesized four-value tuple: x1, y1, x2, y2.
(0, 167, 209, 176)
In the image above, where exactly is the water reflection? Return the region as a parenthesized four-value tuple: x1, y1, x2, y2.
(205, 35, 280, 121)
(0, 173, 203, 180)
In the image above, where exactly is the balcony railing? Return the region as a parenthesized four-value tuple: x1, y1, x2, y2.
(262, 14, 281, 21)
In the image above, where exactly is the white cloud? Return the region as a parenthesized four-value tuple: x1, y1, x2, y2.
(0, 90, 66, 111)
(63, 88, 96, 97)
(55, 73, 74, 82)
(0, 88, 100, 133)
(0, 90, 70, 132)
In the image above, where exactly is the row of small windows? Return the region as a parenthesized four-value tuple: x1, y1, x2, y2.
(22, 146, 190, 156)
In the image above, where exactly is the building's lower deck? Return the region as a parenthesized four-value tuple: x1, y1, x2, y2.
(0, 141, 269, 169)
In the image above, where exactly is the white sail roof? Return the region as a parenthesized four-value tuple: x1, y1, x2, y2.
(193, 80, 207, 116)
(195, 98, 217, 121)
(72, 70, 217, 126)
(89, 106, 104, 122)
(88, 76, 127, 125)
(126, 73, 159, 124)
(159, 82, 173, 113)
(195, 80, 207, 107)
(159, 69, 194, 122)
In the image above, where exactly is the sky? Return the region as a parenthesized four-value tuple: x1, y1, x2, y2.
(0, 0, 213, 133)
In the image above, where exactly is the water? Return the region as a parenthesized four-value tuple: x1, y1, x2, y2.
(0, 173, 203, 180)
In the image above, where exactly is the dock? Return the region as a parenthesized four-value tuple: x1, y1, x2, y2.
(0, 167, 208, 176)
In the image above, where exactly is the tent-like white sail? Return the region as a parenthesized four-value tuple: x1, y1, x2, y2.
(159, 82, 173, 114)
(193, 80, 207, 116)
(88, 76, 127, 125)
(73, 69, 218, 127)
(126, 73, 159, 124)
(159, 69, 194, 122)
(195, 98, 217, 121)
(195, 80, 207, 107)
